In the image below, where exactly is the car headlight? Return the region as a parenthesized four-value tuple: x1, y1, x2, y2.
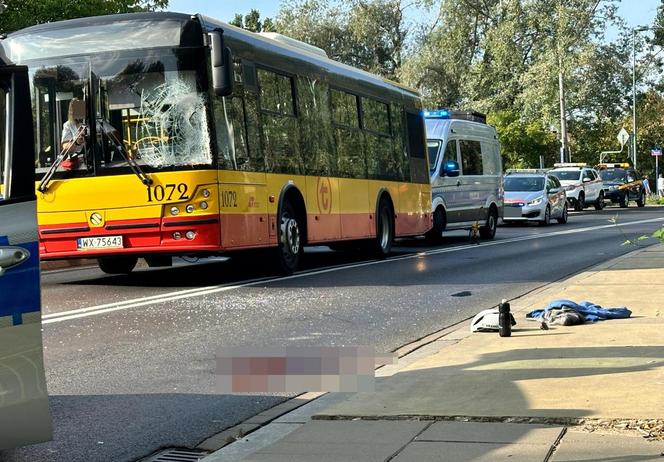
(564, 185, 576, 192)
(609, 185, 618, 191)
(528, 196, 544, 206)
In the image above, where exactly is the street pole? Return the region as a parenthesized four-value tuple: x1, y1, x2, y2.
(558, 54, 568, 163)
(632, 28, 638, 170)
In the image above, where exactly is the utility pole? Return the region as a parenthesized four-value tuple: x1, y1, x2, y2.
(558, 55, 567, 163)
(632, 28, 638, 170)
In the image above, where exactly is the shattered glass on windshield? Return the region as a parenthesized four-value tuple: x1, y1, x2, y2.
(135, 78, 212, 168)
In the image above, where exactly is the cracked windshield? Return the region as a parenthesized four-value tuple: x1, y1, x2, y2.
(2, 1, 664, 462)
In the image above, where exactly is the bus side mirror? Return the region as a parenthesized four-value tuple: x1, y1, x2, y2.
(209, 30, 233, 97)
(441, 160, 460, 177)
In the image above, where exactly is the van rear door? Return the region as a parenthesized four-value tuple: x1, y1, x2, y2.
(0, 65, 52, 449)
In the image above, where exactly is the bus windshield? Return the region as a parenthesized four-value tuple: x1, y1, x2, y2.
(16, 45, 212, 178)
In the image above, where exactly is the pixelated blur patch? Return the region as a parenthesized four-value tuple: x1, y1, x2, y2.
(215, 346, 396, 393)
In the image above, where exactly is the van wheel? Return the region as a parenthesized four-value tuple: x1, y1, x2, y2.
(372, 198, 394, 258)
(425, 207, 446, 243)
(275, 200, 303, 275)
(479, 206, 497, 239)
(98, 256, 138, 274)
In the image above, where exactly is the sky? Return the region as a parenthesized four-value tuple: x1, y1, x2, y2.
(167, 0, 662, 33)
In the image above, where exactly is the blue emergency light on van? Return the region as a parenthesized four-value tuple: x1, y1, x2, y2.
(423, 109, 451, 119)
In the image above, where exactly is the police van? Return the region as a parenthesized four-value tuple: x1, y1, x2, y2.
(0, 49, 52, 448)
(424, 110, 503, 241)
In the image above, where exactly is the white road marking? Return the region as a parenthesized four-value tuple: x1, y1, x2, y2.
(42, 216, 664, 325)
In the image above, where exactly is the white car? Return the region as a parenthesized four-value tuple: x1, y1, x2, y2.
(503, 171, 568, 225)
(549, 163, 604, 211)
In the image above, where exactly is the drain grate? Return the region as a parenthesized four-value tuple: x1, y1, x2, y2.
(142, 448, 210, 462)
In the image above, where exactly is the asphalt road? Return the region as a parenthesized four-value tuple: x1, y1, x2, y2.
(3, 206, 664, 462)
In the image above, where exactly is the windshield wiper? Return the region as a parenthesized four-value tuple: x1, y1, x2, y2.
(101, 118, 153, 187)
(38, 123, 87, 193)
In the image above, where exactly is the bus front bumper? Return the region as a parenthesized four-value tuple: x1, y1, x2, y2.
(39, 216, 222, 260)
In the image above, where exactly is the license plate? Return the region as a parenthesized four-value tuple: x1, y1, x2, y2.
(504, 207, 522, 218)
(77, 235, 123, 250)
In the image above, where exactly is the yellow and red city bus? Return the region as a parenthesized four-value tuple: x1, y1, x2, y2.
(3, 12, 431, 274)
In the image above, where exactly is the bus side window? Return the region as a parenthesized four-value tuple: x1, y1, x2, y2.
(361, 97, 395, 181)
(296, 75, 334, 177)
(391, 105, 409, 182)
(257, 68, 301, 174)
(331, 88, 365, 179)
(405, 111, 428, 183)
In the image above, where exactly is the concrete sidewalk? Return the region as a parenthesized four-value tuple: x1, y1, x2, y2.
(204, 245, 664, 461)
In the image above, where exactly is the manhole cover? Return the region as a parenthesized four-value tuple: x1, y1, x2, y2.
(142, 448, 209, 462)
(451, 291, 472, 297)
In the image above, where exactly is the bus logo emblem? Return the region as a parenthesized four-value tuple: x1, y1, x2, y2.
(89, 212, 103, 226)
(317, 177, 332, 214)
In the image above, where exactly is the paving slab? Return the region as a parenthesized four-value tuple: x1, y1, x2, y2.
(551, 431, 664, 461)
(416, 421, 564, 444)
(243, 420, 428, 462)
(202, 423, 303, 462)
(392, 441, 554, 462)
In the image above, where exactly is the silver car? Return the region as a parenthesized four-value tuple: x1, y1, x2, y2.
(502, 172, 568, 225)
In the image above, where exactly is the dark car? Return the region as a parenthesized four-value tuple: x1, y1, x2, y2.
(597, 163, 646, 208)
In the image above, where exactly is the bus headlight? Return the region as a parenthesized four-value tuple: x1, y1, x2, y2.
(202, 189, 211, 198)
(186, 204, 195, 213)
(200, 201, 209, 210)
(173, 231, 182, 240)
(170, 206, 179, 216)
(185, 230, 196, 240)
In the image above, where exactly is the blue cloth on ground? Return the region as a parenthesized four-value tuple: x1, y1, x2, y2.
(526, 299, 632, 323)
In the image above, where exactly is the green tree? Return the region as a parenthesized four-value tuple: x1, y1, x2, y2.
(229, 9, 275, 33)
(0, 0, 168, 34)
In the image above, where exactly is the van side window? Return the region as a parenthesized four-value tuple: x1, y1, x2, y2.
(459, 140, 483, 175)
(481, 142, 498, 175)
(443, 140, 457, 163)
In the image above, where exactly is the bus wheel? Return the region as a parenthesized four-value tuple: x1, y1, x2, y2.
(276, 201, 302, 275)
(425, 207, 446, 243)
(98, 256, 138, 274)
(373, 198, 394, 258)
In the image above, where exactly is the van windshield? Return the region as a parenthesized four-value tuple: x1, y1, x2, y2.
(427, 140, 440, 172)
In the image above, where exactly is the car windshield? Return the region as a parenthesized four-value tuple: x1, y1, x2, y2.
(504, 176, 545, 192)
(599, 169, 627, 182)
(551, 170, 581, 181)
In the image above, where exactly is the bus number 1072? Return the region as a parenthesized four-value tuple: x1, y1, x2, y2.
(146, 183, 190, 202)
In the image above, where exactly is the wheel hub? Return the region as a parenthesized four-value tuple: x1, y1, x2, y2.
(281, 217, 300, 255)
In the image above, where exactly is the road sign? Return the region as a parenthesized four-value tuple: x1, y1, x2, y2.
(618, 128, 630, 147)
(651, 149, 662, 157)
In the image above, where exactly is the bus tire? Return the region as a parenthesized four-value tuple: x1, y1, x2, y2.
(372, 197, 394, 258)
(425, 206, 446, 243)
(98, 256, 138, 274)
(275, 200, 303, 275)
